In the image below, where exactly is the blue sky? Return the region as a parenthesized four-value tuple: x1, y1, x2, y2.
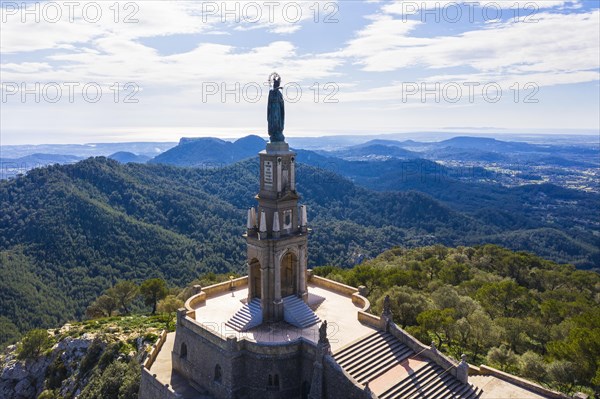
(1, 0, 599, 144)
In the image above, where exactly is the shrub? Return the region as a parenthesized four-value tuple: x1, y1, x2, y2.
(79, 360, 140, 399)
(17, 329, 53, 360)
(46, 356, 68, 390)
(80, 339, 105, 376)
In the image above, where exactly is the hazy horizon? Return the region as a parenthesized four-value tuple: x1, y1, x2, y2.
(2, 128, 599, 147)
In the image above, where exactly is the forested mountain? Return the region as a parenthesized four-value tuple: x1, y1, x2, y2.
(149, 135, 266, 166)
(0, 154, 83, 167)
(0, 156, 598, 346)
(108, 152, 150, 164)
(294, 151, 599, 264)
(0, 157, 472, 345)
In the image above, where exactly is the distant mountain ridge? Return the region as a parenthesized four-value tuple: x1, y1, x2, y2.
(149, 135, 266, 166)
(1, 142, 176, 159)
(4, 134, 597, 176)
(324, 144, 420, 160)
(108, 152, 150, 163)
(0, 153, 83, 166)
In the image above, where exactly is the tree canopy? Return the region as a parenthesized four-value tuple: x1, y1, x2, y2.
(314, 244, 600, 393)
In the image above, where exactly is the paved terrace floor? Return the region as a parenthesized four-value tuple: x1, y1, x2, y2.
(193, 283, 375, 351)
(470, 375, 556, 399)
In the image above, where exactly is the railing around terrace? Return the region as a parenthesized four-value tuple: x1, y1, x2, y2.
(144, 330, 168, 370)
(307, 271, 371, 312)
(475, 365, 569, 399)
(184, 276, 249, 315)
(140, 367, 180, 399)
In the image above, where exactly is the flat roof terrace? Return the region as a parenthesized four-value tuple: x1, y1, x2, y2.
(189, 280, 375, 351)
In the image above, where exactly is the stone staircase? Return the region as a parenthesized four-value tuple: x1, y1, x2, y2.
(333, 331, 483, 399)
(282, 295, 320, 328)
(334, 331, 413, 385)
(225, 299, 262, 331)
(378, 362, 483, 399)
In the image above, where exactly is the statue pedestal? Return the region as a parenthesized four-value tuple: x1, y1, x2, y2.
(265, 142, 290, 154)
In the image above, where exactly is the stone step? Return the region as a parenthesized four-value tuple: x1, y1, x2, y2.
(225, 300, 263, 332)
(379, 363, 438, 399)
(336, 333, 398, 367)
(336, 332, 482, 399)
(232, 313, 249, 322)
(225, 320, 244, 331)
(353, 345, 413, 384)
(338, 334, 412, 386)
(423, 373, 459, 398)
(450, 383, 479, 399)
(426, 374, 475, 399)
(282, 295, 320, 328)
(379, 363, 482, 399)
(334, 332, 384, 364)
(344, 339, 408, 371)
(334, 331, 383, 361)
(236, 312, 251, 320)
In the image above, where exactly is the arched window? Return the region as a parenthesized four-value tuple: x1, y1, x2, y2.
(214, 364, 222, 382)
(281, 252, 297, 297)
(302, 381, 310, 399)
(267, 374, 280, 391)
(180, 342, 187, 359)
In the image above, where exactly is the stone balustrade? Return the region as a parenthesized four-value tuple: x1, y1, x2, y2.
(144, 330, 169, 370)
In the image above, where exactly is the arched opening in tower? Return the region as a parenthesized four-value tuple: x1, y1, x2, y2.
(249, 258, 261, 299)
(281, 252, 298, 297)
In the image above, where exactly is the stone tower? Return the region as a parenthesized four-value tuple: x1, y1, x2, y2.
(245, 140, 309, 323)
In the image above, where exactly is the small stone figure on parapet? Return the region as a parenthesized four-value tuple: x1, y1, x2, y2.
(457, 354, 469, 384)
(382, 295, 391, 317)
(382, 294, 393, 331)
(319, 320, 329, 346)
(310, 321, 330, 399)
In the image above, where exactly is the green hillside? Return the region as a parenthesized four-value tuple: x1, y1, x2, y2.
(0, 157, 597, 346)
(314, 245, 600, 392)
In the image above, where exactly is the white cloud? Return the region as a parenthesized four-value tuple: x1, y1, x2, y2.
(339, 7, 600, 86)
(383, 0, 581, 15)
(339, 15, 421, 59)
(0, 37, 342, 101)
(0, 1, 211, 54)
(0, 1, 336, 54)
(0, 1, 342, 89)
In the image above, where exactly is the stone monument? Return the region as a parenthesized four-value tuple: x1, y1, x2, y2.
(245, 73, 309, 322)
